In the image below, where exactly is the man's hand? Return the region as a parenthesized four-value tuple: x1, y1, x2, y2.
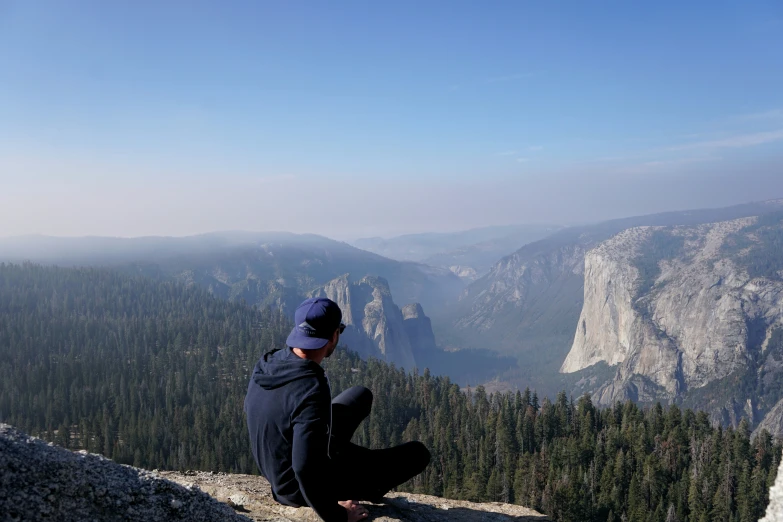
(339, 500, 369, 521)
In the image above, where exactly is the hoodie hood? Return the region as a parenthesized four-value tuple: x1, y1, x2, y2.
(252, 348, 324, 390)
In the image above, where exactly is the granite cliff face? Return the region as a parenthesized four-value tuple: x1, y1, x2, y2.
(402, 303, 438, 352)
(561, 215, 783, 415)
(446, 200, 783, 399)
(310, 275, 438, 369)
(559, 227, 648, 373)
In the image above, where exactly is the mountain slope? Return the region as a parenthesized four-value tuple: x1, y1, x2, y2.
(756, 397, 783, 439)
(421, 225, 563, 279)
(352, 225, 560, 275)
(0, 232, 464, 315)
(559, 212, 783, 427)
(444, 199, 783, 396)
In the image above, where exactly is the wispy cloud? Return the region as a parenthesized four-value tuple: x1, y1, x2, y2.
(517, 157, 529, 163)
(669, 129, 783, 151)
(527, 145, 544, 152)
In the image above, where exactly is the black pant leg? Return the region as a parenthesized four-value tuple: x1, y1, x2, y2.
(364, 442, 431, 496)
(332, 441, 431, 501)
(330, 386, 372, 447)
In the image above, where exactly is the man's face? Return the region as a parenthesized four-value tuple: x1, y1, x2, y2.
(326, 322, 345, 358)
(325, 328, 340, 358)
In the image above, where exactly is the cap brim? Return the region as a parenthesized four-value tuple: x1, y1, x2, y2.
(286, 328, 330, 350)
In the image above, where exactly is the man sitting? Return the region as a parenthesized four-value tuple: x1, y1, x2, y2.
(244, 297, 431, 522)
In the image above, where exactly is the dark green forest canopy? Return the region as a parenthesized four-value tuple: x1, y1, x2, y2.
(0, 263, 780, 522)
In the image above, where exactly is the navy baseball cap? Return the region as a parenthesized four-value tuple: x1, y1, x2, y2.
(286, 297, 344, 350)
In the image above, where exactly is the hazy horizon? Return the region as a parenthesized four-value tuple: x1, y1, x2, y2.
(0, 222, 563, 242)
(2, 194, 782, 243)
(2, 2, 782, 240)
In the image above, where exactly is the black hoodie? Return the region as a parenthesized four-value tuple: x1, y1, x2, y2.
(244, 348, 346, 522)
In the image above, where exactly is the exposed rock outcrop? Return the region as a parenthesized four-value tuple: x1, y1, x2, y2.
(0, 424, 248, 522)
(560, 216, 783, 407)
(447, 265, 479, 281)
(161, 471, 548, 521)
(402, 303, 437, 352)
(757, 398, 783, 439)
(0, 424, 548, 522)
(762, 456, 783, 521)
(310, 275, 430, 369)
(560, 227, 651, 373)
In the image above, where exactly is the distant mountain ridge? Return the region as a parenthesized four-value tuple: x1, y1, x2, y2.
(353, 225, 537, 261)
(352, 224, 561, 279)
(0, 231, 464, 316)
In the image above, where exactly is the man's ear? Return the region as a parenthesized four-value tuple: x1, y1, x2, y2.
(331, 329, 339, 344)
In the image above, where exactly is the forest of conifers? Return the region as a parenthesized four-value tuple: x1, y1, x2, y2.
(0, 263, 780, 522)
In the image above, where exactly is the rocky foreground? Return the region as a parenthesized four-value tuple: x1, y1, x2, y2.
(0, 424, 547, 521)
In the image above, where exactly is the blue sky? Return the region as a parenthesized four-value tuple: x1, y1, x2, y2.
(1, 1, 783, 238)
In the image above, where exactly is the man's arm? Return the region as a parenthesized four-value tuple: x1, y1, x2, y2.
(291, 391, 348, 522)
